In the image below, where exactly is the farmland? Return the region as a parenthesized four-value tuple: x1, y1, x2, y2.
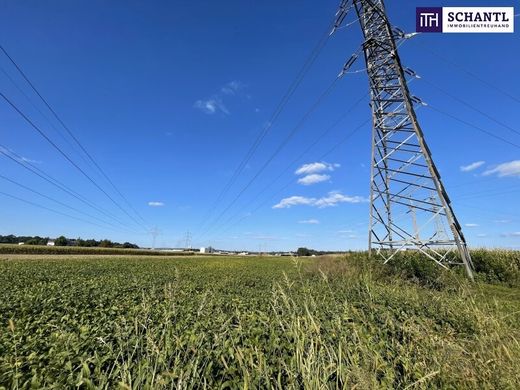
(1, 252, 520, 388)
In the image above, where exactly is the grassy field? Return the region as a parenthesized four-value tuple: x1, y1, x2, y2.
(1, 252, 520, 389)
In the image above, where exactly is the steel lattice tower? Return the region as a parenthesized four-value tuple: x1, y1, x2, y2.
(333, 0, 474, 278)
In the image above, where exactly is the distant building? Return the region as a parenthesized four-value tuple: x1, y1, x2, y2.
(18, 242, 24, 246)
(200, 247, 215, 254)
(47, 240, 55, 246)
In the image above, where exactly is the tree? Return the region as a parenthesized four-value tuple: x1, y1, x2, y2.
(26, 236, 48, 245)
(297, 247, 311, 257)
(54, 236, 68, 246)
(99, 239, 113, 248)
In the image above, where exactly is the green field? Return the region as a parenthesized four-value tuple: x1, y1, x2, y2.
(1, 253, 520, 389)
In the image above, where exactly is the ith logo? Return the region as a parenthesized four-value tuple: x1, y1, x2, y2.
(416, 7, 443, 32)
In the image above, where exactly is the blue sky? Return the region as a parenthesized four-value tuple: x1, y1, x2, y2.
(0, 0, 519, 251)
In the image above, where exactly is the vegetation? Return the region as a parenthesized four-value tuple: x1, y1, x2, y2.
(1, 251, 519, 388)
(296, 247, 346, 256)
(0, 244, 188, 256)
(0, 234, 139, 249)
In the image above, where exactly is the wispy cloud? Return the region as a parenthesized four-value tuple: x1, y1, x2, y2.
(476, 233, 488, 238)
(220, 80, 245, 95)
(194, 98, 229, 115)
(501, 232, 520, 237)
(465, 223, 479, 227)
(460, 161, 485, 172)
(194, 80, 245, 115)
(273, 191, 368, 209)
(298, 219, 320, 224)
(21, 156, 42, 164)
(0, 146, 42, 164)
(483, 160, 520, 178)
(297, 174, 330, 186)
(148, 201, 165, 207)
(494, 219, 511, 224)
(295, 162, 340, 175)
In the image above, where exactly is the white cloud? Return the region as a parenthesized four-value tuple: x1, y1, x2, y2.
(194, 98, 229, 115)
(273, 196, 315, 209)
(500, 232, 520, 238)
(483, 160, 520, 178)
(273, 191, 368, 209)
(194, 80, 245, 115)
(221, 80, 244, 95)
(314, 191, 368, 208)
(298, 219, 320, 224)
(476, 233, 488, 238)
(0, 146, 42, 164)
(337, 229, 355, 234)
(494, 219, 511, 224)
(460, 161, 485, 172)
(465, 223, 479, 227)
(295, 162, 340, 175)
(297, 174, 330, 186)
(148, 201, 164, 207)
(21, 156, 42, 164)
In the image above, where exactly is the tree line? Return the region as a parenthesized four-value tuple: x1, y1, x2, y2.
(296, 247, 350, 256)
(0, 234, 139, 248)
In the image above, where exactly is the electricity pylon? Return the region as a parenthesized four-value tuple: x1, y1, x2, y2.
(332, 0, 474, 279)
(150, 226, 160, 250)
(184, 230, 192, 250)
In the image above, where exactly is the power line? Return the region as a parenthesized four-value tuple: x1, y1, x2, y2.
(0, 190, 120, 231)
(0, 92, 148, 232)
(427, 104, 520, 150)
(196, 77, 341, 240)
(414, 41, 520, 105)
(0, 145, 136, 231)
(0, 44, 148, 227)
(203, 99, 370, 240)
(195, 17, 336, 233)
(420, 77, 520, 138)
(0, 65, 93, 168)
(206, 118, 370, 240)
(0, 173, 135, 233)
(203, 95, 419, 241)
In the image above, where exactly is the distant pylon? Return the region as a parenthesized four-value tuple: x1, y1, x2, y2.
(184, 230, 192, 250)
(150, 226, 160, 250)
(332, 0, 474, 279)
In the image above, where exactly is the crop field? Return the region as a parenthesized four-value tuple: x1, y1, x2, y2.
(0, 244, 192, 256)
(1, 252, 520, 389)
